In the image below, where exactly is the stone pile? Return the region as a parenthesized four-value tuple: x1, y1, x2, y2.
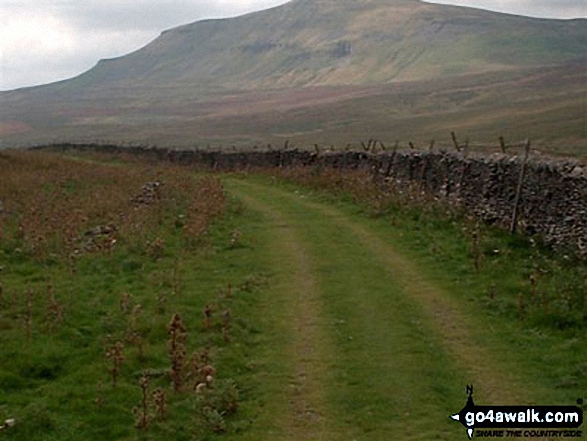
(132, 181, 162, 205)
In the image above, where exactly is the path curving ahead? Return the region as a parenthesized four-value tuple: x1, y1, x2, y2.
(225, 176, 553, 441)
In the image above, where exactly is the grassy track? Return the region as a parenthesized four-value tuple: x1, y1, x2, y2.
(1, 153, 581, 440)
(224, 176, 572, 441)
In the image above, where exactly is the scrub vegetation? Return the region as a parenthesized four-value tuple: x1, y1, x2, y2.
(0, 150, 584, 440)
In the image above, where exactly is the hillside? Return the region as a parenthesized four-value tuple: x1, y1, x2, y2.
(38, 0, 587, 89)
(1, 0, 586, 153)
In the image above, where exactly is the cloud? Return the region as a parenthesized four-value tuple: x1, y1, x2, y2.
(424, 0, 586, 19)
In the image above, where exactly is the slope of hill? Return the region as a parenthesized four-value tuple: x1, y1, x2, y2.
(1, 0, 586, 154)
(45, 0, 587, 90)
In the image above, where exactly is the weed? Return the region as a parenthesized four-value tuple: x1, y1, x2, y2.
(146, 237, 165, 261)
(93, 382, 104, 409)
(517, 293, 526, 321)
(470, 228, 484, 272)
(170, 263, 182, 296)
(126, 330, 145, 362)
(133, 374, 151, 431)
(167, 313, 188, 392)
(529, 273, 538, 305)
(203, 304, 213, 330)
(152, 388, 167, 420)
(23, 287, 34, 340)
(45, 283, 64, 331)
(230, 229, 242, 248)
(487, 283, 496, 301)
(0, 151, 239, 439)
(120, 292, 132, 314)
(129, 304, 142, 332)
(156, 291, 167, 315)
(221, 309, 232, 343)
(105, 340, 125, 387)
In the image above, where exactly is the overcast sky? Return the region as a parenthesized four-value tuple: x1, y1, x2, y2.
(1, 0, 585, 91)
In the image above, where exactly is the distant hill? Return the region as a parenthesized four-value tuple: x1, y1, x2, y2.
(1, 0, 586, 155)
(39, 0, 587, 89)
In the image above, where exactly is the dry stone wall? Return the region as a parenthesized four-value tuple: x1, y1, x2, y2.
(35, 144, 587, 256)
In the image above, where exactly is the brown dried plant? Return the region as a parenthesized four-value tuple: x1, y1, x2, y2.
(133, 374, 151, 431)
(221, 309, 232, 343)
(0, 151, 227, 263)
(518, 293, 526, 321)
(167, 313, 188, 392)
(23, 287, 34, 340)
(95, 381, 105, 408)
(129, 304, 142, 331)
(470, 229, 484, 272)
(170, 263, 181, 296)
(203, 305, 213, 330)
(120, 292, 132, 314)
(45, 283, 64, 331)
(126, 331, 145, 362)
(188, 351, 217, 392)
(105, 341, 125, 387)
(487, 283, 497, 301)
(152, 388, 167, 420)
(156, 291, 167, 315)
(529, 274, 538, 303)
(229, 229, 241, 248)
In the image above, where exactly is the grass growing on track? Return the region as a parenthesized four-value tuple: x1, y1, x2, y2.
(226, 179, 468, 440)
(2, 151, 584, 440)
(254, 168, 587, 407)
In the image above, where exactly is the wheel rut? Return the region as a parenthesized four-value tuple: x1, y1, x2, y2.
(227, 177, 552, 441)
(234, 179, 540, 405)
(234, 191, 337, 440)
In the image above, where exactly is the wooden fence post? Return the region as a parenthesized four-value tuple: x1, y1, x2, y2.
(451, 131, 461, 152)
(510, 140, 531, 234)
(499, 136, 507, 153)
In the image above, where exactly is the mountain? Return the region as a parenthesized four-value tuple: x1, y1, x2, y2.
(37, 0, 587, 89)
(1, 0, 586, 155)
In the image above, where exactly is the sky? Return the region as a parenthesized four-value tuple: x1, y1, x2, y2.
(1, 0, 585, 91)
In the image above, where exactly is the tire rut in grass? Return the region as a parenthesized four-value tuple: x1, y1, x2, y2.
(229, 179, 459, 440)
(235, 192, 337, 441)
(234, 179, 539, 405)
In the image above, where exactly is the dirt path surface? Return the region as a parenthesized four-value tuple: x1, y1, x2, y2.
(297, 197, 529, 404)
(234, 192, 338, 440)
(226, 177, 553, 441)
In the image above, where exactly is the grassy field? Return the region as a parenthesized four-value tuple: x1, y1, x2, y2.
(0, 151, 265, 440)
(0, 151, 585, 440)
(1, 63, 586, 159)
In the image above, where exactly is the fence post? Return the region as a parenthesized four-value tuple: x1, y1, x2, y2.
(451, 131, 461, 152)
(499, 136, 507, 153)
(510, 140, 531, 234)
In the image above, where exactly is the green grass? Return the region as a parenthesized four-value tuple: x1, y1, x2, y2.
(1, 152, 585, 440)
(257, 170, 587, 405)
(0, 206, 269, 440)
(0, 153, 273, 440)
(223, 174, 587, 439)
